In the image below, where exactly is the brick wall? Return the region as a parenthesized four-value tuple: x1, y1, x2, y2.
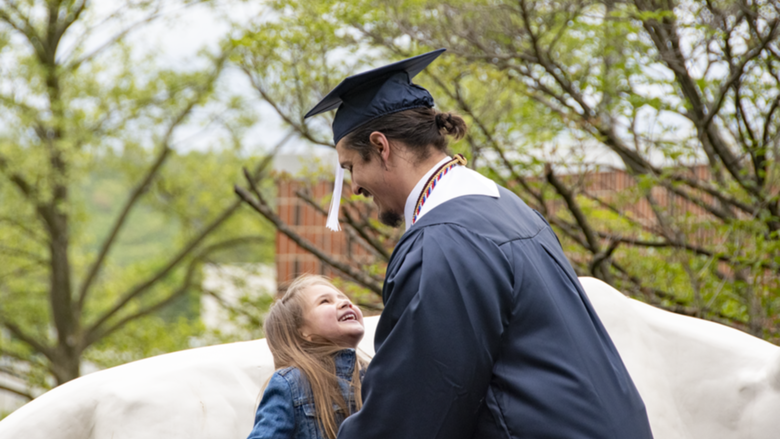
(275, 165, 720, 287)
(275, 176, 375, 288)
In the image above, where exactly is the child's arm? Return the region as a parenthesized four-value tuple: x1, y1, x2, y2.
(246, 373, 295, 439)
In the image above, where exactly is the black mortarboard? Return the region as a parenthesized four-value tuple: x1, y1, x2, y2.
(304, 48, 446, 145)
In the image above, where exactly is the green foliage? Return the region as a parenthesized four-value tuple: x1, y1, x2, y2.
(230, 0, 780, 344)
(0, 0, 276, 409)
(84, 312, 205, 370)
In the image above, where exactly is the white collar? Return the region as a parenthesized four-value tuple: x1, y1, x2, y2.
(404, 156, 451, 230)
(403, 156, 500, 231)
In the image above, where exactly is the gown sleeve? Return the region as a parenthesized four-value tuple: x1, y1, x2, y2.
(246, 372, 296, 439)
(337, 225, 513, 439)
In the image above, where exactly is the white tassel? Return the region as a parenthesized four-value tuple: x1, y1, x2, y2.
(326, 158, 344, 231)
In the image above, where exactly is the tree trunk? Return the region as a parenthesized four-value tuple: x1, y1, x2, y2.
(42, 3, 78, 384)
(52, 344, 81, 385)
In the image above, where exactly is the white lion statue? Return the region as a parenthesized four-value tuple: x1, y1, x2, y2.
(0, 277, 778, 438)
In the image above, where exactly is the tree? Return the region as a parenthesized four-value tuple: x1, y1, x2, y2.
(0, 0, 276, 405)
(233, 0, 780, 342)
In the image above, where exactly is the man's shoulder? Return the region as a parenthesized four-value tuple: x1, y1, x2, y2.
(407, 187, 548, 245)
(387, 211, 517, 276)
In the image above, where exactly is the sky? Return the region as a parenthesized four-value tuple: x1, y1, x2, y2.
(5, 0, 706, 170)
(88, 0, 332, 161)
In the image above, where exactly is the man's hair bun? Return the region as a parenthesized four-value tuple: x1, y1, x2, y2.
(435, 112, 467, 141)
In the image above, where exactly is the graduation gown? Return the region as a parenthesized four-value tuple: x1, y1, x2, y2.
(337, 186, 654, 439)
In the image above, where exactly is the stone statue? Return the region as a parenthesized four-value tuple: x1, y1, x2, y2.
(0, 277, 778, 438)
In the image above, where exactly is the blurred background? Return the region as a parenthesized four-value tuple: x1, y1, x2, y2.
(2, 0, 780, 418)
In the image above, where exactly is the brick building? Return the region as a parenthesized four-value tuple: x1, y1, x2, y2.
(275, 162, 718, 286)
(274, 152, 379, 287)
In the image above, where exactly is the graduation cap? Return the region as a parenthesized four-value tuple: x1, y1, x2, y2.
(304, 48, 446, 231)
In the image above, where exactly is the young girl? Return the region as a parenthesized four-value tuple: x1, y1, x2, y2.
(247, 275, 367, 439)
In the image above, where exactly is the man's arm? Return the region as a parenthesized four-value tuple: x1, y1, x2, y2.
(338, 225, 513, 439)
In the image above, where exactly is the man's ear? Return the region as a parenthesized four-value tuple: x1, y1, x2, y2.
(369, 131, 391, 162)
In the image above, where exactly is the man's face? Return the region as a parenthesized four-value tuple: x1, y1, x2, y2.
(336, 141, 404, 227)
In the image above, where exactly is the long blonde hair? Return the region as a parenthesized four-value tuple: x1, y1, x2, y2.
(264, 275, 367, 439)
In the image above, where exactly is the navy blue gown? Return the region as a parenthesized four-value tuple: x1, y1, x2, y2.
(337, 187, 654, 439)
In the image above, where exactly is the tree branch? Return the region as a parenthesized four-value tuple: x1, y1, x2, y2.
(594, 230, 778, 272)
(84, 235, 267, 348)
(0, 346, 45, 367)
(0, 153, 38, 201)
(0, 262, 44, 283)
(53, 0, 89, 53)
(83, 201, 242, 341)
(241, 66, 333, 148)
(702, 33, 774, 129)
(579, 191, 656, 234)
(65, 11, 162, 71)
(0, 1, 37, 42)
(341, 207, 391, 261)
(202, 287, 263, 328)
(295, 190, 391, 261)
(83, 131, 287, 340)
(636, 2, 752, 195)
(0, 382, 33, 401)
(610, 260, 749, 329)
(518, 0, 593, 118)
(0, 363, 27, 381)
(76, 141, 172, 310)
(659, 180, 733, 222)
(666, 171, 755, 216)
(83, 256, 195, 347)
(0, 245, 47, 265)
(545, 163, 600, 253)
(77, 54, 229, 311)
(1, 320, 54, 361)
(235, 178, 383, 295)
(589, 240, 620, 277)
(0, 216, 46, 244)
(340, 197, 397, 242)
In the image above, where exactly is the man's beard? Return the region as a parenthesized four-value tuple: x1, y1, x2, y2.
(379, 209, 403, 228)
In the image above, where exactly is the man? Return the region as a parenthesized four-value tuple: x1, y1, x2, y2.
(304, 49, 654, 439)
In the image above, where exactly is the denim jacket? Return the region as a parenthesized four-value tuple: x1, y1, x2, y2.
(247, 349, 361, 439)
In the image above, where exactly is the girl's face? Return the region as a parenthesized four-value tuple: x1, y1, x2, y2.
(300, 284, 365, 348)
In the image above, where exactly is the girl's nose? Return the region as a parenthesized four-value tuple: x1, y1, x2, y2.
(339, 299, 352, 309)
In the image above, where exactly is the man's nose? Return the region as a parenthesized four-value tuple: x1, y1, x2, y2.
(350, 180, 361, 197)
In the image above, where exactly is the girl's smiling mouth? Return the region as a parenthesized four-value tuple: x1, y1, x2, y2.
(339, 311, 358, 322)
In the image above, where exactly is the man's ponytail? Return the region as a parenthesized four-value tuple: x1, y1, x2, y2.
(434, 111, 467, 141)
